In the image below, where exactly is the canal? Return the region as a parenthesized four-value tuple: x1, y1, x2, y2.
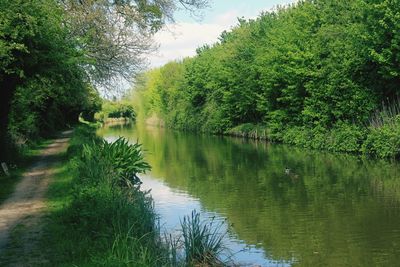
(98, 123, 400, 266)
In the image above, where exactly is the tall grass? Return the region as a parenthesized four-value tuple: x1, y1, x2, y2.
(368, 98, 400, 129)
(361, 98, 400, 158)
(226, 123, 269, 140)
(180, 210, 228, 266)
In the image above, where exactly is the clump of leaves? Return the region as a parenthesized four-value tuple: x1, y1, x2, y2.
(81, 137, 151, 189)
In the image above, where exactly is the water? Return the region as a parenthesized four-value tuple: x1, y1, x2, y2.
(98, 123, 400, 266)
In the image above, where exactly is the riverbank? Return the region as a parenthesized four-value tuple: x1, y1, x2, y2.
(35, 125, 165, 266)
(36, 124, 229, 266)
(99, 121, 400, 266)
(145, 113, 400, 159)
(227, 122, 400, 159)
(130, 0, 400, 160)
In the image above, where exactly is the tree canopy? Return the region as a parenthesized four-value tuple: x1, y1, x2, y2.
(0, 0, 209, 160)
(133, 0, 400, 158)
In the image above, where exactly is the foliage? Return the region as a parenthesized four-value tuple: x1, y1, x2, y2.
(132, 0, 400, 158)
(95, 101, 137, 122)
(362, 123, 400, 158)
(0, 0, 99, 159)
(80, 86, 103, 122)
(61, 0, 210, 87)
(0, 0, 209, 160)
(80, 137, 150, 189)
(282, 123, 367, 153)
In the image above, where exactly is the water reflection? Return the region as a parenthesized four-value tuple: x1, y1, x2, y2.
(98, 124, 400, 266)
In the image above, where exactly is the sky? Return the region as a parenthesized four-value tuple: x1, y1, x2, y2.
(147, 0, 297, 68)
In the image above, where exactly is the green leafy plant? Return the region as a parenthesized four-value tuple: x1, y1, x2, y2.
(81, 137, 151, 189)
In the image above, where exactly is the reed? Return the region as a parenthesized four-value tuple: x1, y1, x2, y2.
(368, 97, 400, 129)
(180, 210, 227, 266)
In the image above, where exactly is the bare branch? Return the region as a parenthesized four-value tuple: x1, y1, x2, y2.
(59, 0, 209, 89)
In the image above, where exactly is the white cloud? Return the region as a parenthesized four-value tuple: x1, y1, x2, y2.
(147, 8, 244, 68)
(147, 22, 224, 67)
(147, 1, 297, 68)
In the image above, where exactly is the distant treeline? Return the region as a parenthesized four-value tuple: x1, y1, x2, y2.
(94, 101, 136, 122)
(133, 0, 400, 158)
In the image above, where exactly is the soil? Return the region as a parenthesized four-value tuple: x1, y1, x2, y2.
(0, 131, 71, 266)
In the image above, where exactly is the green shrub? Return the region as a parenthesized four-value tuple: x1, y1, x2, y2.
(362, 125, 400, 158)
(80, 137, 151, 189)
(282, 126, 312, 147)
(95, 101, 136, 122)
(282, 124, 366, 153)
(326, 123, 366, 153)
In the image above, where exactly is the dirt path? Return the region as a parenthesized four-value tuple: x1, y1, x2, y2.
(0, 131, 71, 266)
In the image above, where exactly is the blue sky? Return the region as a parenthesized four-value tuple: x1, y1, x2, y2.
(148, 0, 296, 67)
(175, 0, 295, 23)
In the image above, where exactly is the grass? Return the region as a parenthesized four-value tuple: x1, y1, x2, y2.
(226, 123, 269, 140)
(368, 98, 400, 129)
(180, 211, 227, 266)
(40, 126, 164, 266)
(0, 139, 53, 205)
(42, 165, 166, 266)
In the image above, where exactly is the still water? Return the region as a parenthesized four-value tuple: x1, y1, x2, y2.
(98, 123, 400, 266)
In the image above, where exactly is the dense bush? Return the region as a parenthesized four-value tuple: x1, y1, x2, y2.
(282, 124, 366, 153)
(362, 114, 400, 158)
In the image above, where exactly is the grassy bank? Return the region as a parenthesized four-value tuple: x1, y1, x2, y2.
(41, 124, 230, 266)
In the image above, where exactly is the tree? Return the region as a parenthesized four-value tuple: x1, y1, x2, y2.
(60, 0, 209, 87)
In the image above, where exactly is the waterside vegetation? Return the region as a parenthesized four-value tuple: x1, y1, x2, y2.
(41, 125, 229, 266)
(132, 0, 400, 158)
(94, 101, 137, 124)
